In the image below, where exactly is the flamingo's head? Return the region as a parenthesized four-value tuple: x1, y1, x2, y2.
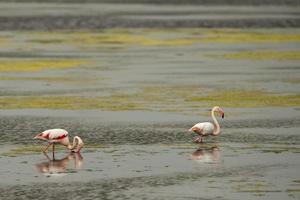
(212, 106, 224, 119)
(71, 136, 84, 153)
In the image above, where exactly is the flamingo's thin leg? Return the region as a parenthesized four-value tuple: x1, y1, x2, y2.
(42, 143, 52, 153)
(52, 143, 55, 160)
(193, 136, 203, 143)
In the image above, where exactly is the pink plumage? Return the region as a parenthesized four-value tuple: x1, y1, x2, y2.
(34, 129, 84, 155)
(189, 106, 224, 143)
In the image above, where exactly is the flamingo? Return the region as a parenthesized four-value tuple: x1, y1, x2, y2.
(189, 106, 224, 143)
(33, 129, 84, 157)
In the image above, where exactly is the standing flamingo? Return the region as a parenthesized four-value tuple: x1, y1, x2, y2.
(33, 129, 84, 157)
(189, 106, 224, 143)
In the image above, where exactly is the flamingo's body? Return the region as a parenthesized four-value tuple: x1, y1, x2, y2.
(189, 106, 224, 143)
(34, 129, 83, 155)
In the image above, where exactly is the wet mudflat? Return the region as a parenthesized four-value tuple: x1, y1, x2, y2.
(0, 110, 299, 200)
(0, 142, 299, 200)
(0, 1, 299, 200)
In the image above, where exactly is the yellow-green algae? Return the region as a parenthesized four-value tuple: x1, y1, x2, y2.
(28, 29, 300, 48)
(200, 29, 300, 43)
(0, 76, 103, 85)
(0, 95, 144, 111)
(0, 88, 299, 111)
(0, 59, 92, 72)
(216, 51, 300, 61)
(1, 145, 49, 157)
(187, 90, 300, 108)
(286, 189, 300, 192)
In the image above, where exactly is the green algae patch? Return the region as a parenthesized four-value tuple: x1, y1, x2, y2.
(214, 51, 300, 61)
(200, 29, 300, 43)
(29, 29, 300, 48)
(0, 76, 102, 85)
(0, 96, 144, 110)
(1, 145, 49, 157)
(0, 59, 92, 72)
(0, 87, 299, 111)
(187, 90, 300, 108)
(286, 189, 300, 192)
(0, 85, 203, 111)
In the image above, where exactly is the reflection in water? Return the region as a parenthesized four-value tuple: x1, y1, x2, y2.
(36, 152, 83, 175)
(190, 146, 221, 164)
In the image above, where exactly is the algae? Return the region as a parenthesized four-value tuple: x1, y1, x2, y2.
(28, 29, 300, 48)
(0, 76, 102, 85)
(286, 189, 300, 192)
(0, 145, 49, 157)
(0, 59, 92, 72)
(0, 87, 299, 110)
(0, 96, 143, 110)
(216, 51, 300, 61)
(187, 90, 300, 108)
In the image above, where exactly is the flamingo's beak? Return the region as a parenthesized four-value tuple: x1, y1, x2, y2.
(222, 113, 224, 119)
(33, 133, 42, 139)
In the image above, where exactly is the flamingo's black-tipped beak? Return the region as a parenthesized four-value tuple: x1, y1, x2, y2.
(222, 113, 224, 119)
(33, 135, 39, 139)
(33, 133, 42, 139)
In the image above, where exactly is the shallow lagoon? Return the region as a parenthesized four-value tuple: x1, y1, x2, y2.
(0, 2, 300, 199)
(0, 109, 299, 200)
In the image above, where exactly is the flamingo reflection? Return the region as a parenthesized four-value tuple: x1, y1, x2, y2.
(190, 146, 221, 164)
(36, 152, 83, 175)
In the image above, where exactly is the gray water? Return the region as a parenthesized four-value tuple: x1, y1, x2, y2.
(0, 1, 299, 200)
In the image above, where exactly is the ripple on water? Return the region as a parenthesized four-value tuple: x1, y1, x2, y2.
(0, 116, 299, 145)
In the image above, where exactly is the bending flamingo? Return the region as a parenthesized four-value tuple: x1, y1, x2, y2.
(33, 129, 84, 156)
(189, 106, 224, 143)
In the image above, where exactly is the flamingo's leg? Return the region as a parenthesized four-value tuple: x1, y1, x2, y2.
(52, 143, 55, 160)
(43, 152, 51, 161)
(193, 136, 203, 143)
(42, 143, 52, 153)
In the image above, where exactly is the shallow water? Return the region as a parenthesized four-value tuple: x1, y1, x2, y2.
(0, 109, 299, 199)
(0, 1, 299, 199)
(0, 143, 299, 200)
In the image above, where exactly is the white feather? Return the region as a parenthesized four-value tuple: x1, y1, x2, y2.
(42, 129, 68, 140)
(190, 122, 214, 136)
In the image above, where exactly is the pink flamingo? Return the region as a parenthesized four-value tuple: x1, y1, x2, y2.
(189, 106, 224, 143)
(33, 129, 84, 157)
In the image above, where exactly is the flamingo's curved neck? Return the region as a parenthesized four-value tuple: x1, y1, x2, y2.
(67, 136, 83, 151)
(211, 108, 220, 135)
(67, 137, 77, 150)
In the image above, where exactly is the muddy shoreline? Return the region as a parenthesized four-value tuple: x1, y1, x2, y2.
(0, 3, 299, 30)
(1, 16, 300, 30)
